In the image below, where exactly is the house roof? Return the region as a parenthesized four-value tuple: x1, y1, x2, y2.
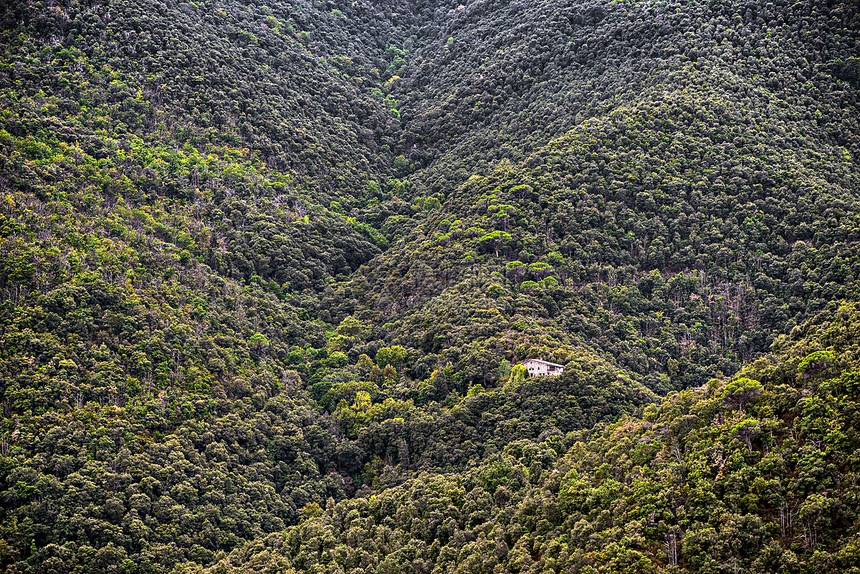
(521, 359, 565, 368)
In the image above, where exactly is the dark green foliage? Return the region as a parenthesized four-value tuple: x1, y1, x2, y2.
(211, 303, 860, 573)
(1, 0, 859, 572)
(325, 0, 860, 392)
(722, 377, 764, 411)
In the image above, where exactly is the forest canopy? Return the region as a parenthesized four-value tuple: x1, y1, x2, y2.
(0, 0, 859, 572)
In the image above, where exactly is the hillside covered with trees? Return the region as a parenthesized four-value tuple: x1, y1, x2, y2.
(209, 301, 860, 573)
(1, 0, 859, 572)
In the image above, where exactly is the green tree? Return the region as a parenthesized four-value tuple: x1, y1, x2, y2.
(336, 316, 371, 339)
(731, 418, 761, 454)
(376, 346, 409, 369)
(509, 364, 528, 384)
(721, 378, 764, 411)
(478, 231, 512, 257)
(248, 333, 270, 355)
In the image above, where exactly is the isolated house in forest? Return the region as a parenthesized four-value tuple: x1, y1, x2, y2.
(521, 359, 564, 377)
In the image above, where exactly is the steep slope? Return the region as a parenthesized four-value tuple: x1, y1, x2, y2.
(0, 0, 654, 563)
(0, 0, 420, 193)
(396, 0, 860, 192)
(1, 0, 860, 572)
(0, 0, 418, 570)
(332, 0, 860, 391)
(207, 302, 860, 574)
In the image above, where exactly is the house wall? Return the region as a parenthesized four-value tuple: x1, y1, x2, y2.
(523, 360, 563, 377)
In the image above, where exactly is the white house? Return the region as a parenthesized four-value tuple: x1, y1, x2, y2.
(521, 359, 564, 377)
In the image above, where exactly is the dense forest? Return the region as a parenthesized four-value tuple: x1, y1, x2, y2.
(208, 301, 860, 573)
(0, 0, 859, 571)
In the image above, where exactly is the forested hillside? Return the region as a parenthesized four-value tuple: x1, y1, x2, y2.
(336, 0, 860, 392)
(1, 0, 859, 571)
(208, 302, 860, 573)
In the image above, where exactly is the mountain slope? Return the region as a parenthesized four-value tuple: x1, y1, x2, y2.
(396, 0, 860, 191)
(0, 0, 859, 572)
(206, 302, 860, 574)
(330, 0, 860, 391)
(0, 0, 421, 569)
